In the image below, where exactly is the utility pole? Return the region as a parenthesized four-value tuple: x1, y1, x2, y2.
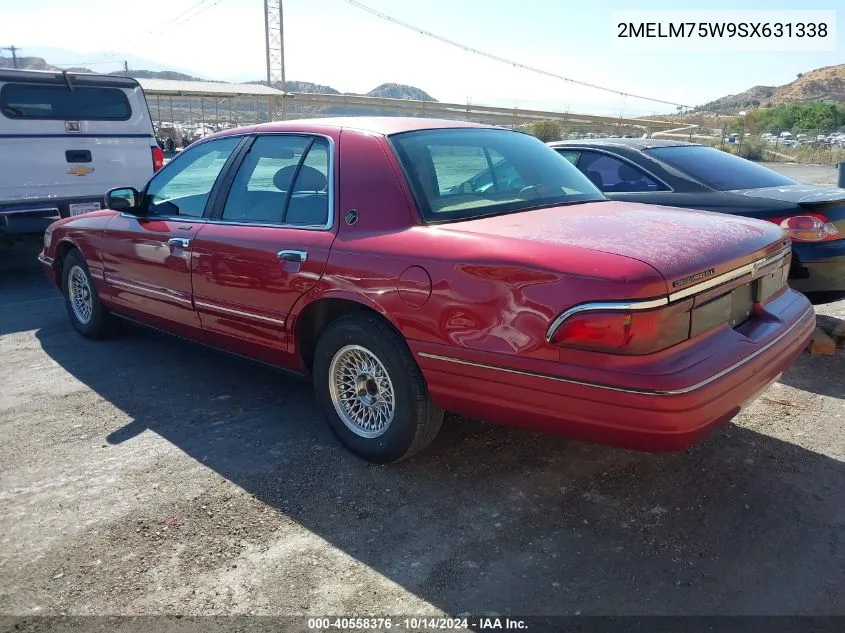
(124, 60, 129, 76)
(2, 45, 20, 68)
(263, 0, 286, 120)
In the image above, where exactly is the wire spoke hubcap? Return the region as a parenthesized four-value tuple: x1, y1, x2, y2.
(68, 265, 93, 325)
(329, 344, 395, 438)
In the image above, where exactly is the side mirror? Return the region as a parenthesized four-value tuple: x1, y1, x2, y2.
(106, 187, 140, 212)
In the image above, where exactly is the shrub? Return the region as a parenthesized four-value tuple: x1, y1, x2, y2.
(529, 120, 563, 142)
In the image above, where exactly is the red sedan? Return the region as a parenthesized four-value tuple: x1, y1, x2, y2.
(38, 117, 815, 463)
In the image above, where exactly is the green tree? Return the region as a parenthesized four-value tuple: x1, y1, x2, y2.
(529, 120, 563, 142)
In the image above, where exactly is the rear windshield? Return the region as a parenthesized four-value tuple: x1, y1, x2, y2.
(390, 128, 604, 223)
(0, 83, 132, 120)
(644, 144, 796, 191)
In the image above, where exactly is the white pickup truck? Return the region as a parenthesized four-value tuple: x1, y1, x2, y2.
(0, 69, 163, 242)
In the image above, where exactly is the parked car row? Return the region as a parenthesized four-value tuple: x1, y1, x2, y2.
(39, 117, 818, 463)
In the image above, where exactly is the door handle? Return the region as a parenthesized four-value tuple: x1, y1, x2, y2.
(167, 237, 190, 248)
(277, 249, 307, 263)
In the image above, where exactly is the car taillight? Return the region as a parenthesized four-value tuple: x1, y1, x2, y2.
(549, 300, 692, 355)
(151, 145, 164, 172)
(769, 213, 839, 242)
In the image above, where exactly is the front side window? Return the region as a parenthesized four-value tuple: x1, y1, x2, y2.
(644, 145, 796, 191)
(221, 135, 330, 226)
(143, 136, 241, 217)
(576, 151, 667, 193)
(1, 84, 131, 120)
(391, 128, 603, 223)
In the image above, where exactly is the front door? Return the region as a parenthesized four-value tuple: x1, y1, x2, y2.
(190, 133, 337, 365)
(101, 135, 243, 339)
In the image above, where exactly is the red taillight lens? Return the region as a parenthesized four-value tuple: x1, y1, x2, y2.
(550, 302, 692, 355)
(151, 146, 164, 172)
(771, 214, 839, 242)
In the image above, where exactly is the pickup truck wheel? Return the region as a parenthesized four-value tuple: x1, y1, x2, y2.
(62, 250, 110, 339)
(313, 312, 443, 463)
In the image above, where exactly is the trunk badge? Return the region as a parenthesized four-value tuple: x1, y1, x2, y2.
(65, 121, 81, 132)
(67, 166, 95, 176)
(672, 268, 715, 288)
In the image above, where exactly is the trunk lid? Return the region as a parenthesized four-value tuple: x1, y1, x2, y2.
(440, 200, 789, 291)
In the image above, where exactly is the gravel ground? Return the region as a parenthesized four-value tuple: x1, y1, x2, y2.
(758, 162, 840, 186)
(1, 164, 845, 619)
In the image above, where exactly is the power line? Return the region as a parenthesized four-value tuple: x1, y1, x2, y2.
(154, 0, 225, 35)
(344, 0, 691, 110)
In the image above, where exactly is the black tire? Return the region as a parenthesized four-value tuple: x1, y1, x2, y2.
(61, 249, 110, 339)
(313, 312, 444, 463)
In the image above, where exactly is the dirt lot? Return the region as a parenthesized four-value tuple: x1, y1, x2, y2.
(2, 169, 845, 619)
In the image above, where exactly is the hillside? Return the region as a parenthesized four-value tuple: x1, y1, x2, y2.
(698, 64, 845, 114)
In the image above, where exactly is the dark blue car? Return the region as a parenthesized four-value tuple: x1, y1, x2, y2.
(549, 139, 845, 304)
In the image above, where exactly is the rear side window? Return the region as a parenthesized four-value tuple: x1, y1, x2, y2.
(0, 84, 132, 120)
(222, 135, 331, 226)
(576, 151, 667, 193)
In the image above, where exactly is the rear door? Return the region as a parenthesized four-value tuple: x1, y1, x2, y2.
(0, 74, 155, 211)
(100, 135, 245, 339)
(190, 133, 337, 366)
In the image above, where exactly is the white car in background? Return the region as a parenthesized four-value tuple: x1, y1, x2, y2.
(0, 68, 162, 242)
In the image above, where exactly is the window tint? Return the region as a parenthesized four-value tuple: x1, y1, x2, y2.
(576, 151, 666, 192)
(222, 135, 330, 226)
(144, 136, 241, 217)
(1, 84, 131, 120)
(391, 128, 603, 223)
(644, 145, 796, 191)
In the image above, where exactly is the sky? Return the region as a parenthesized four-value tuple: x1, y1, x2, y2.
(0, 0, 841, 117)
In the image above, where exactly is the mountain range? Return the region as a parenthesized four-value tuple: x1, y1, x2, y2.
(696, 64, 845, 114)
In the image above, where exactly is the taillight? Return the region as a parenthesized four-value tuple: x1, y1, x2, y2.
(769, 213, 839, 242)
(549, 300, 692, 355)
(151, 145, 164, 172)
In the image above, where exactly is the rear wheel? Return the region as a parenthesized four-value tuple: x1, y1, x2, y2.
(313, 312, 443, 463)
(62, 249, 110, 339)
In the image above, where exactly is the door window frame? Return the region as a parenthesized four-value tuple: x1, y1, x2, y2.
(135, 134, 253, 223)
(206, 132, 337, 232)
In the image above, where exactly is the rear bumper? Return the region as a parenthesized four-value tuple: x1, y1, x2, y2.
(413, 290, 815, 452)
(789, 240, 845, 297)
(0, 197, 103, 236)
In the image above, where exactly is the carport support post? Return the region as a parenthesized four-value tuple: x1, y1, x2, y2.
(169, 96, 174, 132)
(214, 98, 219, 131)
(155, 95, 161, 130)
(200, 97, 205, 133)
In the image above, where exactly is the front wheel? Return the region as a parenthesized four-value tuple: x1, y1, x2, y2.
(313, 312, 443, 463)
(62, 249, 110, 339)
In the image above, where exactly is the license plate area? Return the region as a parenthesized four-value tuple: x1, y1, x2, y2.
(690, 264, 787, 337)
(69, 202, 101, 216)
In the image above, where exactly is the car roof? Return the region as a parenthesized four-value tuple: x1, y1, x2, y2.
(0, 68, 141, 89)
(214, 116, 497, 139)
(549, 138, 699, 150)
